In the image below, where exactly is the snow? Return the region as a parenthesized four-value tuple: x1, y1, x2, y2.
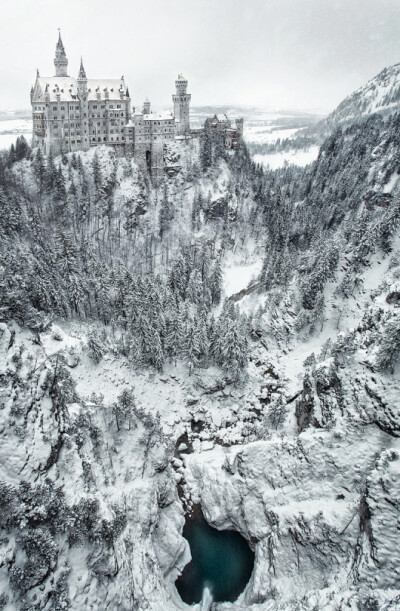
(253, 146, 319, 169)
(383, 172, 399, 193)
(244, 126, 300, 145)
(1, 121, 400, 610)
(223, 259, 263, 297)
(0, 118, 32, 150)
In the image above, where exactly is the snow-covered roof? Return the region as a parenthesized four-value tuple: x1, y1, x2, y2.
(216, 113, 230, 122)
(143, 112, 174, 122)
(32, 76, 129, 102)
(86, 79, 128, 101)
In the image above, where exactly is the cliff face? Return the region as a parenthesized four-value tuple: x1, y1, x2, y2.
(0, 322, 189, 610)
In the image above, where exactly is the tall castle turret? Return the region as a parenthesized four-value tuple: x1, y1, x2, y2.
(77, 57, 87, 94)
(173, 74, 191, 136)
(54, 30, 68, 77)
(143, 98, 151, 114)
(77, 58, 89, 151)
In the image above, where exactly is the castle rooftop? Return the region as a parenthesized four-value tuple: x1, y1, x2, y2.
(33, 76, 129, 102)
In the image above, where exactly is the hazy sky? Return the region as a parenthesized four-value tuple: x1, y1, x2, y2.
(2, 0, 400, 113)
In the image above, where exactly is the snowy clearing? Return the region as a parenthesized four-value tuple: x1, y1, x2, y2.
(253, 146, 319, 169)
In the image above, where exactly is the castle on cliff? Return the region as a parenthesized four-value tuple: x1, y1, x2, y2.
(31, 33, 243, 180)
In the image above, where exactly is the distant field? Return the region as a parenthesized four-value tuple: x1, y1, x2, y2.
(0, 114, 32, 150)
(253, 146, 320, 170)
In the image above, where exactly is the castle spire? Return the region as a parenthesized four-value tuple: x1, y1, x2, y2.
(77, 57, 88, 98)
(78, 57, 86, 80)
(54, 29, 68, 77)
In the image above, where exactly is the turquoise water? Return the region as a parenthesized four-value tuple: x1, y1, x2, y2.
(175, 509, 254, 604)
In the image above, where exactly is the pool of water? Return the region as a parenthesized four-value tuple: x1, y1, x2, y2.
(175, 507, 254, 605)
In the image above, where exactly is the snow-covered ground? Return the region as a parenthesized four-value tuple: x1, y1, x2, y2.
(244, 126, 300, 145)
(223, 259, 263, 297)
(0, 118, 32, 149)
(253, 145, 320, 169)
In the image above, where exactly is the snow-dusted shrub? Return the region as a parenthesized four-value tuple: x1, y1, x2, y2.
(51, 326, 64, 341)
(375, 313, 400, 372)
(87, 330, 105, 364)
(10, 528, 57, 593)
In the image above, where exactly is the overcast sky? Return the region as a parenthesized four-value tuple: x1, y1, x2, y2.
(2, 0, 400, 113)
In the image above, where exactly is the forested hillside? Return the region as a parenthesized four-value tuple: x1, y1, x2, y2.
(1, 107, 400, 610)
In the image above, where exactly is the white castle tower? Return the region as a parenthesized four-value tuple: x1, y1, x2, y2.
(77, 58, 90, 151)
(54, 30, 68, 77)
(173, 74, 191, 136)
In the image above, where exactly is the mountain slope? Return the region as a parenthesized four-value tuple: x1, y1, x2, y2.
(327, 62, 400, 127)
(302, 62, 400, 143)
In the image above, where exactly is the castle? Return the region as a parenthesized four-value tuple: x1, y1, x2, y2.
(31, 33, 243, 181)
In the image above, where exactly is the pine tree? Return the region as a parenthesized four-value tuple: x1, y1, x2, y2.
(184, 323, 201, 369)
(113, 388, 136, 431)
(44, 151, 57, 194)
(219, 320, 248, 381)
(54, 166, 67, 203)
(200, 120, 213, 171)
(32, 149, 46, 190)
(186, 270, 203, 305)
(210, 257, 223, 305)
(92, 151, 102, 192)
(165, 304, 185, 363)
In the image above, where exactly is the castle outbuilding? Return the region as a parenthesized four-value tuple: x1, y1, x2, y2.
(209, 114, 244, 148)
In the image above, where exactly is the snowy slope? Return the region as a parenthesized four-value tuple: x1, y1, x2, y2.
(326, 62, 400, 128)
(2, 110, 400, 611)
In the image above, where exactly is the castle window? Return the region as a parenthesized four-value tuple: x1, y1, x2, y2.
(61, 106, 65, 110)
(93, 105, 97, 109)
(104, 137, 106, 141)
(53, 106, 57, 110)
